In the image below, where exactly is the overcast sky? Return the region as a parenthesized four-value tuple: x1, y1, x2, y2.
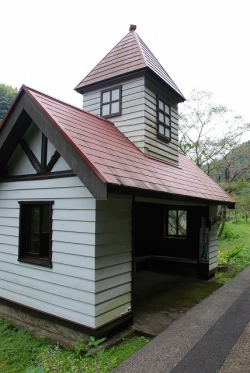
(1, 0, 250, 128)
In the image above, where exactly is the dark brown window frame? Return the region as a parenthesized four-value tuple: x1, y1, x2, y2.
(18, 201, 54, 267)
(157, 95, 171, 141)
(100, 85, 122, 118)
(164, 208, 187, 238)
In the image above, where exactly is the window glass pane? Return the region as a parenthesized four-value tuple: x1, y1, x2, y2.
(178, 210, 187, 236)
(41, 205, 49, 257)
(164, 104, 170, 115)
(111, 101, 119, 114)
(159, 124, 164, 135)
(111, 88, 119, 101)
(159, 112, 164, 123)
(102, 91, 110, 103)
(159, 100, 164, 111)
(28, 206, 40, 255)
(165, 128, 170, 138)
(168, 210, 177, 235)
(102, 104, 110, 116)
(165, 116, 170, 126)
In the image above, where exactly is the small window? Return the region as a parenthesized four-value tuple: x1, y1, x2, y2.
(158, 96, 171, 140)
(165, 209, 187, 237)
(18, 201, 53, 266)
(101, 86, 121, 118)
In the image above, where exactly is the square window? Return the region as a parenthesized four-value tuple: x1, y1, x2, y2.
(18, 201, 53, 266)
(165, 209, 187, 237)
(111, 101, 119, 114)
(101, 86, 121, 118)
(102, 91, 110, 103)
(157, 96, 171, 141)
(102, 103, 110, 116)
(111, 88, 120, 101)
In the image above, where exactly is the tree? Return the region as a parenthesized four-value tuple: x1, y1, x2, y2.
(216, 141, 250, 194)
(179, 90, 250, 235)
(178, 90, 249, 176)
(0, 84, 18, 121)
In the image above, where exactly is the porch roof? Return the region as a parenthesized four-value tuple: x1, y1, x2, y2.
(0, 85, 235, 207)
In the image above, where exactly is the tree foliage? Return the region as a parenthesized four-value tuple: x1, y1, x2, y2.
(178, 90, 249, 175)
(0, 83, 18, 121)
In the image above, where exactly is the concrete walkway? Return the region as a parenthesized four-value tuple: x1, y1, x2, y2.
(111, 266, 250, 373)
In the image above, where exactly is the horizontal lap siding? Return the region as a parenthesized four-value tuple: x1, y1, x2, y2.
(144, 85, 179, 164)
(95, 198, 132, 327)
(106, 78, 146, 152)
(0, 176, 97, 328)
(209, 205, 218, 271)
(82, 78, 146, 152)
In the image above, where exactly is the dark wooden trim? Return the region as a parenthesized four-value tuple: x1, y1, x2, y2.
(41, 133, 48, 170)
(20, 139, 42, 173)
(107, 185, 235, 209)
(22, 94, 107, 199)
(0, 170, 75, 183)
(43, 150, 61, 173)
(75, 68, 185, 103)
(131, 196, 135, 324)
(0, 296, 132, 338)
(18, 201, 54, 267)
(100, 85, 122, 118)
(0, 92, 107, 199)
(157, 94, 171, 142)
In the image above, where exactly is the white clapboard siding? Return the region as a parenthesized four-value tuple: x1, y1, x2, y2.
(209, 205, 218, 271)
(144, 86, 179, 164)
(0, 176, 97, 328)
(82, 76, 180, 165)
(7, 144, 35, 176)
(7, 122, 71, 175)
(82, 77, 146, 153)
(95, 198, 132, 327)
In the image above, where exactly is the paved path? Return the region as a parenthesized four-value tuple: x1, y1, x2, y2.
(111, 266, 250, 373)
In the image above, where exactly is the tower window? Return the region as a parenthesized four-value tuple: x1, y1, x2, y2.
(101, 86, 121, 118)
(157, 96, 171, 140)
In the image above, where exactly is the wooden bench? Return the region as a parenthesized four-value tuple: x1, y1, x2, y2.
(134, 255, 197, 273)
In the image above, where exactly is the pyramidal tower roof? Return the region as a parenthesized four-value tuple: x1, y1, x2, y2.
(75, 25, 185, 101)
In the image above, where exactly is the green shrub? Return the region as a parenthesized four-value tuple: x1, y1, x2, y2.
(217, 244, 250, 283)
(219, 225, 240, 241)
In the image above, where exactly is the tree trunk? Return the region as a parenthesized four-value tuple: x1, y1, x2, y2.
(218, 206, 227, 237)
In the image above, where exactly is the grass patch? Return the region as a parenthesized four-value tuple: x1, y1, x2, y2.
(216, 219, 250, 283)
(218, 219, 250, 254)
(0, 319, 48, 373)
(0, 318, 149, 373)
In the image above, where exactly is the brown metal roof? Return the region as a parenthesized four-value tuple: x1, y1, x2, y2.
(2, 85, 233, 206)
(74, 29, 185, 101)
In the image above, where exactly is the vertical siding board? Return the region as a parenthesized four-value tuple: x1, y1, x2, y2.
(209, 205, 218, 271)
(0, 176, 97, 328)
(95, 198, 132, 327)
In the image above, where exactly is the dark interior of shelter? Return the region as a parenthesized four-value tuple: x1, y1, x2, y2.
(133, 202, 209, 278)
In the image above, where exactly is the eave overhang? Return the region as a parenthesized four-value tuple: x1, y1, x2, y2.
(107, 184, 235, 209)
(74, 67, 185, 104)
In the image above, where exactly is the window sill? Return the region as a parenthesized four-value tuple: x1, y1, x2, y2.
(164, 236, 187, 239)
(18, 257, 52, 268)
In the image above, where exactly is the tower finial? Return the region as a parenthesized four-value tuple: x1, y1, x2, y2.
(129, 24, 137, 32)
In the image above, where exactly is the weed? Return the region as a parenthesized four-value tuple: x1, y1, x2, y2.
(85, 336, 106, 357)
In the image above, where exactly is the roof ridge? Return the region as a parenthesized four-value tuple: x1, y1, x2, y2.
(133, 31, 148, 67)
